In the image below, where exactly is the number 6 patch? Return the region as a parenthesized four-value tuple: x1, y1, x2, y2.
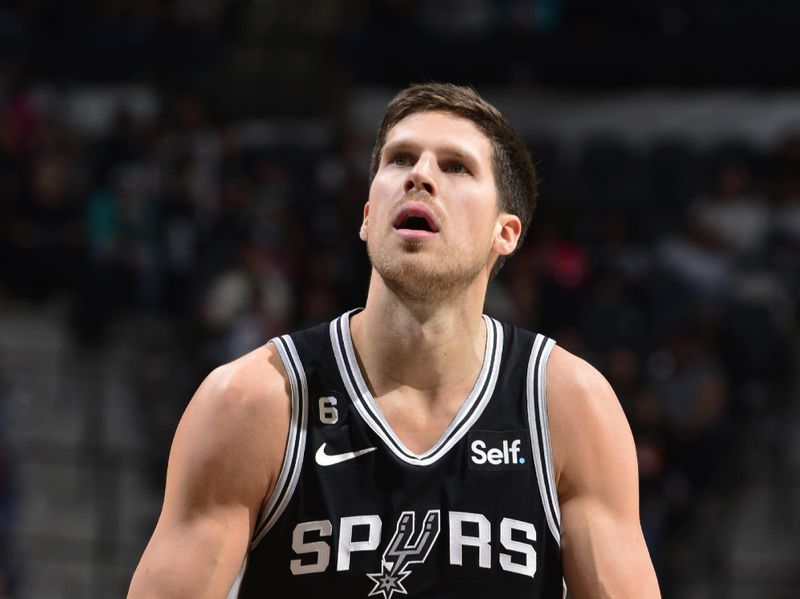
(318, 395, 340, 424)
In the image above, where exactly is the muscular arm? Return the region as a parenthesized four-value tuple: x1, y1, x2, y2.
(547, 347, 661, 599)
(128, 344, 291, 599)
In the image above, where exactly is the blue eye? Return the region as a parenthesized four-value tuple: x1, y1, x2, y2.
(389, 154, 411, 166)
(445, 162, 467, 174)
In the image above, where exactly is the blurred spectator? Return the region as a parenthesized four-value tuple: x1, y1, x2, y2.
(0, 84, 40, 159)
(5, 149, 83, 303)
(200, 237, 292, 365)
(655, 227, 734, 308)
(647, 320, 729, 496)
(688, 157, 770, 259)
(655, 150, 774, 309)
(766, 134, 800, 302)
(521, 216, 590, 333)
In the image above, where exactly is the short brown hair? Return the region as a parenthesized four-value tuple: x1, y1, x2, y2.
(369, 82, 539, 277)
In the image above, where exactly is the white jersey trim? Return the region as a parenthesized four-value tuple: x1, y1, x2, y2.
(225, 555, 247, 599)
(526, 334, 561, 546)
(330, 310, 503, 466)
(249, 335, 308, 549)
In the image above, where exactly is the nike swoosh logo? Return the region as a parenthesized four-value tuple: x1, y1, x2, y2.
(315, 443, 377, 466)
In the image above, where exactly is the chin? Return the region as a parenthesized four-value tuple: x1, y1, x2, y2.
(369, 247, 485, 303)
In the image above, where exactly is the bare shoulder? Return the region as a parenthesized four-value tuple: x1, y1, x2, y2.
(168, 341, 292, 513)
(545, 345, 621, 420)
(186, 342, 291, 452)
(196, 341, 291, 423)
(545, 345, 636, 501)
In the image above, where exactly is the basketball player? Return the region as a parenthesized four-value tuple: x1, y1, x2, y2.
(128, 83, 661, 598)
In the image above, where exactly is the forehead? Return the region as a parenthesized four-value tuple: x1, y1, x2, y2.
(384, 110, 493, 161)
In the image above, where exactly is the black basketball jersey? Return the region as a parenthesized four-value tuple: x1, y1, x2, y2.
(228, 310, 564, 599)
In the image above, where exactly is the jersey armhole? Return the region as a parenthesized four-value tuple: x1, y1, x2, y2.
(249, 335, 309, 549)
(525, 334, 561, 547)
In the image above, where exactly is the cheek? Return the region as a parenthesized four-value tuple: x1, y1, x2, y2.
(463, 202, 499, 245)
(367, 181, 394, 220)
(369, 170, 397, 199)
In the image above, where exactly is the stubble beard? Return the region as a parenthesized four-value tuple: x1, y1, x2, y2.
(367, 237, 489, 304)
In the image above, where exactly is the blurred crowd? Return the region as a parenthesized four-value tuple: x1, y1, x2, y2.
(2, 75, 799, 592)
(0, 3, 799, 596)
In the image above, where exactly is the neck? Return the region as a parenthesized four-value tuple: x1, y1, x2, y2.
(349, 270, 489, 398)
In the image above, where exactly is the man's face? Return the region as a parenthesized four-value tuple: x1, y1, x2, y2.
(361, 110, 519, 301)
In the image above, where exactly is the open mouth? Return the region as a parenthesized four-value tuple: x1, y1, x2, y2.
(393, 206, 439, 233)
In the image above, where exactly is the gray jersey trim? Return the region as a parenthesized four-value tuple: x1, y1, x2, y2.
(330, 311, 503, 466)
(249, 335, 308, 549)
(526, 334, 560, 546)
(225, 556, 247, 599)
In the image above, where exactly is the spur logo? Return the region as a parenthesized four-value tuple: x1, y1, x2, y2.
(366, 510, 440, 599)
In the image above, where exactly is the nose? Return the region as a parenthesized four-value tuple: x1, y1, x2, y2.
(403, 154, 437, 196)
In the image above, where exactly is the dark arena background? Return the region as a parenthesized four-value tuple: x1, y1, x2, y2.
(0, 1, 799, 597)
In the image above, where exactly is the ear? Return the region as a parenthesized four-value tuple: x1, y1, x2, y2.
(493, 213, 522, 257)
(359, 202, 370, 241)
